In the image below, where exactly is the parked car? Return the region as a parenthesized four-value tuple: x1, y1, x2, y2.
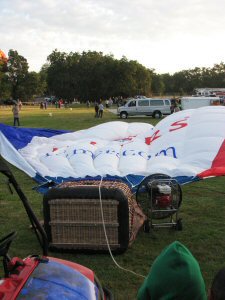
(117, 98, 171, 119)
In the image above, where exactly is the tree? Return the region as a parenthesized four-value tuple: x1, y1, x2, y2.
(151, 73, 165, 95)
(46, 49, 69, 98)
(161, 73, 175, 95)
(7, 49, 29, 100)
(38, 64, 49, 96)
(46, 50, 154, 101)
(0, 73, 11, 100)
(22, 72, 44, 101)
(0, 52, 10, 99)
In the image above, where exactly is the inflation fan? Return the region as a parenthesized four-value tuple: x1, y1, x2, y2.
(136, 174, 183, 232)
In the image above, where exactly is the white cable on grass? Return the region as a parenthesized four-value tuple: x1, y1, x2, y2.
(98, 177, 146, 279)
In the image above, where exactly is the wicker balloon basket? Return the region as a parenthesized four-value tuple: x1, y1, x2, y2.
(43, 180, 146, 253)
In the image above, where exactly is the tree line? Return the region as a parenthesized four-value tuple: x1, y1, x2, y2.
(1, 49, 225, 102)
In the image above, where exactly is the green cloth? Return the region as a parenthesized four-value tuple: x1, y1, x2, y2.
(137, 241, 207, 300)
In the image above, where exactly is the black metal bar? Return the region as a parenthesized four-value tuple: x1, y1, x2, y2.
(0, 157, 48, 255)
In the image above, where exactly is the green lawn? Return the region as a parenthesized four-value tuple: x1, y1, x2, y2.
(0, 105, 225, 299)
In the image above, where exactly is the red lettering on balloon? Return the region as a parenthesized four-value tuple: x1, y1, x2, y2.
(145, 130, 161, 145)
(169, 117, 189, 132)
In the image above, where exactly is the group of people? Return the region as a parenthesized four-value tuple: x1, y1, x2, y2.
(170, 98, 182, 113)
(137, 241, 225, 300)
(40, 101, 47, 109)
(86, 98, 114, 116)
(55, 98, 64, 108)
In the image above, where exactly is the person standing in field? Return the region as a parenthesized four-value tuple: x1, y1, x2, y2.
(98, 102, 104, 118)
(12, 102, 20, 126)
(94, 102, 99, 117)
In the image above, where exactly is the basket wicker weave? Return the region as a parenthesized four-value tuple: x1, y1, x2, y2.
(43, 180, 146, 253)
(49, 199, 119, 249)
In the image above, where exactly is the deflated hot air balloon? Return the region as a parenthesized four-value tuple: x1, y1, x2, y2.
(0, 106, 225, 189)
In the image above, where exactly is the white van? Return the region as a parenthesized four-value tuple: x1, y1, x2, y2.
(117, 98, 171, 119)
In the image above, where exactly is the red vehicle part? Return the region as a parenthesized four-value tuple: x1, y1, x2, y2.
(0, 251, 106, 300)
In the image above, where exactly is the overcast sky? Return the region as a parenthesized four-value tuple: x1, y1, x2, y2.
(1, 0, 225, 74)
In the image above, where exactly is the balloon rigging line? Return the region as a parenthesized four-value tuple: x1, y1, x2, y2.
(98, 176, 146, 279)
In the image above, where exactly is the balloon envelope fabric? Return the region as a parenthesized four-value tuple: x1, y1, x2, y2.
(1, 106, 225, 190)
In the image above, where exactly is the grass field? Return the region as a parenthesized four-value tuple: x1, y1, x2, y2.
(0, 104, 225, 299)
